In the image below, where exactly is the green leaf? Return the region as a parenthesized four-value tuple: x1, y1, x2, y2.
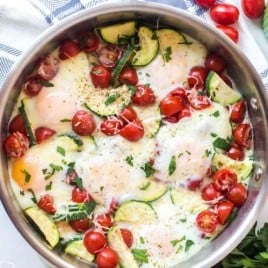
(131, 248, 149, 263)
(27, 188, 37, 203)
(72, 176, 83, 190)
(56, 146, 65, 156)
(45, 181, 53, 191)
(258, 223, 268, 250)
(163, 46, 172, 62)
(141, 162, 155, 178)
(104, 93, 120, 106)
(185, 240, 194, 252)
(21, 169, 31, 183)
(125, 155, 134, 166)
(60, 118, 71, 122)
(168, 155, 176, 176)
(211, 110, 220, 117)
(213, 137, 230, 150)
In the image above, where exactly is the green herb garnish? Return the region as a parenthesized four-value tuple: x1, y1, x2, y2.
(105, 93, 120, 106)
(168, 155, 176, 176)
(21, 169, 31, 183)
(141, 162, 155, 178)
(131, 248, 149, 263)
(163, 46, 172, 62)
(56, 146, 65, 156)
(125, 155, 134, 166)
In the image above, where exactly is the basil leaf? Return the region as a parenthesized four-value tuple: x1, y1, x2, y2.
(213, 137, 230, 150)
(168, 155, 176, 176)
(131, 248, 149, 263)
(141, 162, 155, 178)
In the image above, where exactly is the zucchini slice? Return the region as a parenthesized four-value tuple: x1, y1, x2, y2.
(114, 200, 157, 223)
(212, 153, 253, 180)
(64, 239, 94, 262)
(263, 6, 268, 39)
(132, 26, 159, 66)
(24, 207, 59, 248)
(98, 21, 136, 44)
(107, 226, 139, 268)
(206, 71, 241, 105)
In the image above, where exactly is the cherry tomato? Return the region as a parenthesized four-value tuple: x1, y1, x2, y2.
(22, 76, 43, 96)
(226, 183, 247, 207)
(84, 230, 107, 254)
(98, 45, 122, 68)
(201, 183, 221, 201)
(72, 186, 90, 203)
(188, 66, 208, 88)
(227, 144, 245, 161)
(66, 168, 78, 184)
(194, 0, 216, 9)
(8, 114, 27, 136)
(241, 0, 265, 19)
(230, 100, 246, 123)
(107, 198, 119, 214)
(36, 55, 60, 80)
(119, 118, 144, 142)
(35, 127, 56, 144)
(210, 4, 239, 25)
(72, 110, 96, 136)
(120, 228, 133, 248)
(100, 118, 123, 136)
(118, 106, 137, 125)
(233, 123, 251, 147)
(96, 247, 119, 268)
(178, 106, 191, 119)
(216, 200, 234, 225)
(187, 179, 202, 191)
(4, 132, 29, 158)
(169, 87, 188, 101)
(216, 25, 239, 43)
(59, 39, 81, 60)
(69, 218, 90, 233)
(78, 31, 100, 52)
(119, 66, 138, 85)
(37, 194, 56, 214)
(160, 95, 184, 117)
(196, 210, 219, 233)
(90, 65, 112, 88)
(131, 85, 156, 106)
(213, 168, 238, 192)
(95, 214, 113, 231)
(205, 52, 227, 74)
(188, 94, 211, 110)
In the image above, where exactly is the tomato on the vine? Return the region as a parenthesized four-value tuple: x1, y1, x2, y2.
(196, 210, 219, 233)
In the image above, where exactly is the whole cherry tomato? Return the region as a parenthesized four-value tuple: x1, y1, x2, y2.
(213, 168, 238, 192)
(120, 228, 133, 248)
(230, 100, 246, 123)
(78, 31, 100, 52)
(210, 4, 240, 25)
(188, 94, 211, 110)
(72, 110, 96, 136)
(226, 183, 247, 207)
(241, 0, 265, 19)
(35, 127, 56, 143)
(131, 85, 156, 106)
(100, 118, 123, 136)
(90, 65, 111, 88)
(8, 114, 27, 136)
(119, 66, 138, 85)
(205, 52, 227, 74)
(227, 144, 245, 161)
(160, 95, 184, 117)
(194, 0, 216, 9)
(37, 55, 60, 80)
(4, 132, 29, 158)
(22, 76, 43, 96)
(37, 194, 56, 214)
(119, 118, 144, 142)
(84, 230, 107, 254)
(201, 183, 221, 201)
(188, 66, 208, 88)
(72, 186, 90, 203)
(178, 106, 191, 120)
(118, 106, 137, 125)
(216, 25, 239, 43)
(59, 39, 81, 60)
(98, 45, 122, 68)
(95, 214, 113, 231)
(233, 123, 251, 147)
(69, 218, 90, 233)
(216, 200, 234, 225)
(96, 247, 119, 268)
(187, 179, 202, 191)
(196, 210, 219, 233)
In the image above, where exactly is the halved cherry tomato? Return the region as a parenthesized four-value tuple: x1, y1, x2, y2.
(72, 110, 96, 136)
(226, 183, 247, 207)
(216, 200, 234, 225)
(196, 210, 218, 233)
(213, 168, 238, 192)
(84, 230, 107, 254)
(210, 4, 239, 25)
(72, 186, 90, 203)
(216, 25, 239, 43)
(37, 194, 56, 214)
(98, 45, 122, 68)
(241, 0, 265, 19)
(233, 123, 251, 147)
(188, 94, 211, 110)
(201, 183, 221, 201)
(205, 52, 227, 74)
(96, 247, 119, 268)
(188, 66, 208, 88)
(95, 214, 113, 231)
(119, 118, 144, 142)
(36, 55, 60, 80)
(131, 85, 156, 106)
(100, 118, 123, 136)
(120, 228, 133, 248)
(194, 0, 216, 9)
(59, 39, 80, 60)
(4, 132, 29, 158)
(22, 76, 43, 96)
(119, 66, 138, 85)
(178, 106, 191, 119)
(227, 144, 245, 161)
(118, 106, 137, 125)
(160, 95, 184, 117)
(230, 100, 246, 123)
(90, 65, 111, 88)
(8, 114, 27, 136)
(187, 179, 202, 191)
(35, 127, 56, 144)
(69, 218, 90, 233)
(78, 31, 100, 52)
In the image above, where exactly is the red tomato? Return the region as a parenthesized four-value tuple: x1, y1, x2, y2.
(226, 183, 247, 207)
(37, 194, 56, 214)
(194, 0, 216, 9)
(107, 198, 119, 214)
(178, 106, 191, 120)
(188, 94, 211, 110)
(216, 200, 234, 225)
(119, 118, 144, 142)
(98, 45, 122, 68)
(65, 168, 78, 184)
(95, 214, 113, 231)
(169, 87, 188, 101)
(241, 0, 265, 19)
(22, 76, 43, 96)
(72, 186, 90, 203)
(233, 123, 251, 147)
(84, 230, 107, 254)
(119, 66, 138, 85)
(59, 39, 81, 60)
(35, 127, 56, 143)
(90, 65, 111, 88)
(201, 183, 221, 201)
(210, 4, 239, 25)
(118, 106, 137, 125)
(96, 247, 119, 268)
(196, 210, 219, 233)
(205, 52, 227, 74)
(36, 55, 60, 80)
(216, 25, 239, 43)
(8, 114, 27, 136)
(120, 228, 133, 248)
(100, 118, 123, 136)
(78, 31, 100, 52)
(188, 66, 208, 88)
(213, 168, 238, 192)
(160, 95, 184, 117)
(4, 132, 29, 158)
(187, 179, 202, 191)
(230, 100, 246, 123)
(72, 110, 96, 136)
(131, 85, 156, 106)
(227, 144, 245, 161)
(69, 218, 90, 233)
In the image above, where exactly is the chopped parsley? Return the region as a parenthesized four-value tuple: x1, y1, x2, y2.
(185, 240, 195, 252)
(211, 110, 220, 117)
(131, 248, 149, 263)
(60, 118, 71, 122)
(42, 163, 63, 180)
(21, 169, 31, 183)
(171, 239, 180, 247)
(56, 146, 65, 156)
(45, 181, 53, 191)
(28, 189, 37, 203)
(141, 162, 155, 178)
(163, 46, 172, 62)
(205, 149, 212, 157)
(125, 155, 134, 166)
(210, 132, 218, 138)
(213, 137, 230, 150)
(140, 237, 145, 244)
(139, 182, 151, 190)
(72, 176, 83, 190)
(104, 93, 120, 106)
(168, 155, 176, 176)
